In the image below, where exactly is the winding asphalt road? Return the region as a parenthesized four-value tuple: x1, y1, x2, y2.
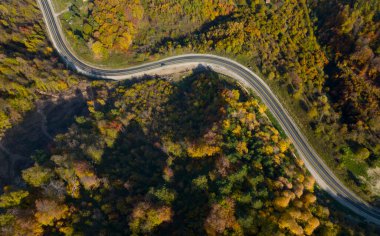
(37, 0, 380, 225)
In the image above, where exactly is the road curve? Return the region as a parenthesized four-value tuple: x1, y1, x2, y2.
(37, 0, 380, 225)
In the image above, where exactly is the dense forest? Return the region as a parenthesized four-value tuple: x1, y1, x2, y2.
(1, 72, 378, 235)
(0, 0, 379, 234)
(311, 0, 380, 196)
(59, 0, 380, 201)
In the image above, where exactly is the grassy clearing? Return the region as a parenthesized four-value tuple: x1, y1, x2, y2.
(341, 147, 368, 177)
(51, 0, 71, 13)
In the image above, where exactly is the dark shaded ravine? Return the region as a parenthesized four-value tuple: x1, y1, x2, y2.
(0, 88, 89, 189)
